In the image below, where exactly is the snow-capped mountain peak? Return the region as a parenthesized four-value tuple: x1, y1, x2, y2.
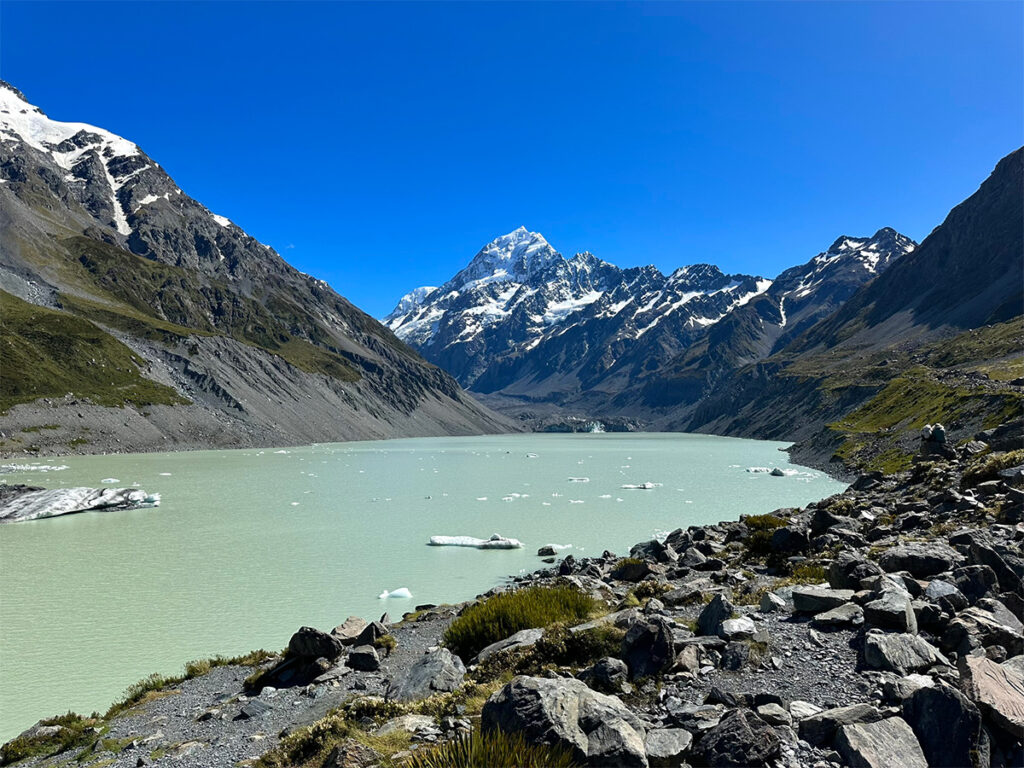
(451, 226, 561, 288)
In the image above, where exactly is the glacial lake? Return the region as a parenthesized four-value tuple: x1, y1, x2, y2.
(0, 433, 846, 740)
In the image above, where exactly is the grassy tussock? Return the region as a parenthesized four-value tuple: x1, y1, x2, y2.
(407, 729, 579, 768)
(442, 584, 598, 661)
(962, 448, 1024, 488)
(0, 713, 99, 765)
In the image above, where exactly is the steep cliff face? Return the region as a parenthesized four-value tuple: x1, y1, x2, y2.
(0, 81, 510, 454)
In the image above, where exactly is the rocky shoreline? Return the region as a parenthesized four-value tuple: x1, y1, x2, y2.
(3, 423, 1022, 768)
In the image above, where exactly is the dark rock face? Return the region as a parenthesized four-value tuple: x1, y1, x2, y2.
(695, 709, 781, 767)
(696, 594, 735, 637)
(903, 683, 984, 768)
(288, 627, 344, 660)
(622, 617, 675, 680)
(879, 544, 959, 578)
(346, 646, 380, 672)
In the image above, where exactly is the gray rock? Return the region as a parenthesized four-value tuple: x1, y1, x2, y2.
(789, 700, 823, 720)
(958, 654, 1024, 739)
(347, 645, 380, 672)
(864, 589, 918, 634)
(696, 708, 781, 767)
(389, 648, 465, 702)
(880, 544, 959, 578)
(718, 616, 755, 640)
(354, 621, 388, 647)
(830, 552, 883, 590)
(580, 657, 630, 695)
(537, 545, 558, 557)
(697, 593, 734, 636)
(644, 728, 692, 767)
(759, 592, 786, 613)
(238, 698, 273, 719)
(756, 702, 792, 727)
(481, 676, 648, 767)
(622, 616, 675, 680)
(792, 587, 855, 614)
(324, 738, 382, 768)
(474, 628, 544, 663)
(719, 641, 751, 671)
(863, 631, 945, 675)
(770, 526, 809, 554)
(903, 682, 983, 767)
(375, 714, 435, 736)
(812, 602, 864, 628)
(834, 717, 927, 768)
(288, 626, 344, 660)
(798, 703, 884, 747)
(331, 616, 368, 645)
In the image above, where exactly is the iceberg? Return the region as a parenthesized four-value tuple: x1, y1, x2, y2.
(428, 533, 523, 549)
(568, 477, 590, 483)
(379, 587, 412, 599)
(621, 482, 656, 490)
(0, 487, 160, 524)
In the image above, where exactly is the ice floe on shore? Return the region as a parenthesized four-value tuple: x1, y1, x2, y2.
(0, 487, 160, 523)
(428, 534, 523, 549)
(378, 587, 412, 599)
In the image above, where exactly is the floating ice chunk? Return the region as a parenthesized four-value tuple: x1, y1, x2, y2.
(568, 477, 590, 483)
(274, 450, 290, 454)
(526, 453, 538, 458)
(476, 497, 488, 501)
(159, 472, 172, 476)
(428, 534, 523, 549)
(101, 478, 119, 484)
(569, 499, 584, 504)
(0, 463, 69, 473)
(548, 543, 572, 550)
(0, 487, 159, 523)
(502, 496, 514, 502)
(542, 502, 551, 506)
(599, 494, 612, 499)
(746, 467, 771, 473)
(621, 482, 656, 490)
(290, 502, 299, 506)
(378, 587, 412, 599)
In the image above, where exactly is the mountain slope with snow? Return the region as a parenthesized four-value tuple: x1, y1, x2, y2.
(385, 227, 773, 401)
(0, 80, 509, 453)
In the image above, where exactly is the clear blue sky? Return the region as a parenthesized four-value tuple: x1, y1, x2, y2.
(2, 1, 1020, 317)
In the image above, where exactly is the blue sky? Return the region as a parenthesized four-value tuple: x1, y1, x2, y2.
(2, 1, 1020, 317)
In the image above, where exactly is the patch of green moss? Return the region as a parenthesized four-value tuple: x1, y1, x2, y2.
(0, 290, 190, 413)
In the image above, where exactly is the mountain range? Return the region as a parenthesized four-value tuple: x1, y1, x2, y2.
(385, 225, 916, 414)
(0, 80, 508, 454)
(387, 150, 1022, 471)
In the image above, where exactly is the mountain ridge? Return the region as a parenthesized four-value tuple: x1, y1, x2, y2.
(0, 81, 512, 455)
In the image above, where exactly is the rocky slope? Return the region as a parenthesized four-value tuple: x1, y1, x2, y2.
(643, 148, 1024, 474)
(0, 81, 510, 455)
(6, 424, 1022, 768)
(385, 227, 914, 423)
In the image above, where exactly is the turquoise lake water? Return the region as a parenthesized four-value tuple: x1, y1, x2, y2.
(0, 433, 846, 741)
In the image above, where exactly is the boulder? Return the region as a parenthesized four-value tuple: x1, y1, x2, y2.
(864, 590, 918, 634)
(622, 617, 675, 680)
(834, 717, 928, 768)
(389, 648, 465, 702)
(880, 544, 959, 578)
(718, 616, 755, 640)
(812, 602, 864, 628)
(375, 714, 436, 736)
(630, 538, 678, 564)
(759, 592, 786, 613)
(959, 654, 1024, 739)
(288, 626, 344, 660)
(756, 703, 792, 727)
(810, 506, 854, 536)
(644, 728, 692, 767)
(719, 641, 751, 671)
(580, 657, 630, 695)
(798, 703, 884, 747)
(770, 526, 809, 555)
(829, 552, 883, 590)
(695, 708, 781, 767)
(789, 700, 823, 720)
(696, 594, 734, 636)
(792, 587, 855, 615)
(481, 676, 648, 767)
(952, 565, 999, 603)
(354, 621, 389, 647)
(863, 631, 945, 675)
(475, 628, 544, 663)
(903, 682, 984, 768)
(537, 545, 558, 557)
(347, 645, 380, 672)
(613, 559, 664, 582)
(331, 616, 369, 645)
(324, 738, 382, 768)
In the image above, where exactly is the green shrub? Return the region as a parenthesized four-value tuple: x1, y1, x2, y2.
(373, 634, 398, 656)
(633, 580, 671, 600)
(407, 729, 579, 768)
(962, 449, 1024, 487)
(0, 712, 99, 764)
(443, 585, 598, 661)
